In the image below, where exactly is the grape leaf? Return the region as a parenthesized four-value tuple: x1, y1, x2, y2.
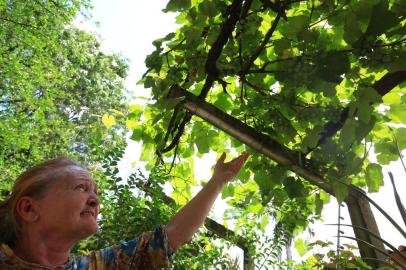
(164, 0, 191, 12)
(365, 163, 384, 192)
(316, 51, 350, 83)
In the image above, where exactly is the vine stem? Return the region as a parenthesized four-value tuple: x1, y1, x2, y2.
(395, 140, 406, 175)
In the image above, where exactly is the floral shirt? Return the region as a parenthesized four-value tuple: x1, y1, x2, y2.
(0, 226, 173, 270)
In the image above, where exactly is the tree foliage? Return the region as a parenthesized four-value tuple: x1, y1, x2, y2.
(133, 0, 406, 266)
(0, 0, 128, 192)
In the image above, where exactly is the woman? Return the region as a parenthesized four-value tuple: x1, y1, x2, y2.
(0, 152, 249, 269)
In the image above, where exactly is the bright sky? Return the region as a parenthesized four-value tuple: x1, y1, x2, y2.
(75, 0, 406, 266)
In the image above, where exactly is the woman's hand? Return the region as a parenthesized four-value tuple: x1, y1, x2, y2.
(211, 152, 250, 185)
(166, 151, 249, 250)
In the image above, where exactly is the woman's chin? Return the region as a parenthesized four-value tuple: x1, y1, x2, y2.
(78, 220, 99, 237)
(88, 222, 99, 234)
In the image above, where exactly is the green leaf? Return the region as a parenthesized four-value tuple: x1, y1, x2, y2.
(320, 191, 330, 203)
(130, 127, 143, 141)
(144, 76, 155, 88)
(221, 183, 235, 199)
(181, 143, 195, 158)
(365, 163, 384, 192)
(301, 126, 323, 152)
(198, 1, 217, 18)
(316, 51, 350, 83)
(213, 92, 233, 112)
(383, 92, 402, 104)
(155, 96, 185, 110)
(270, 166, 288, 186)
(294, 238, 309, 257)
(375, 140, 398, 165)
(310, 79, 336, 96)
(127, 104, 144, 121)
(315, 194, 324, 215)
(254, 170, 271, 195)
(283, 177, 305, 199)
(164, 0, 191, 12)
(332, 181, 349, 202)
(237, 166, 251, 183)
(259, 215, 270, 231)
(195, 133, 210, 154)
(102, 114, 116, 129)
(339, 119, 358, 148)
(247, 201, 263, 214)
(388, 103, 406, 123)
(273, 38, 291, 55)
(140, 143, 155, 161)
(145, 50, 163, 72)
(280, 15, 310, 40)
(183, 26, 203, 48)
(297, 29, 319, 44)
(395, 128, 406, 150)
(355, 116, 376, 141)
(366, 1, 399, 36)
(356, 100, 373, 123)
(343, 12, 363, 45)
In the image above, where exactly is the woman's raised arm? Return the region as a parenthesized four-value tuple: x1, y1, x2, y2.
(165, 152, 249, 251)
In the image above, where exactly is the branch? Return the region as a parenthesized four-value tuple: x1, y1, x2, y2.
(239, 13, 281, 76)
(0, 17, 40, 30)
(241, 0, 254, 20)
(311, 70, 406, 152)
(161, 113, 192, 153)
(163, 105, 181, 147)
(260, 0, 287, 20)
(241, 77, 267, 96)
(244, 69, 277, 74)
(375, 37, 406, 48)
(0, 99, 24, 104)
(373, 70, 406, 96)
(163, 1, 251, 154)
(199, 0, 245, 98)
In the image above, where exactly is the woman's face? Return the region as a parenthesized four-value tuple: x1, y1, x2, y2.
(35, 166, 100, 241)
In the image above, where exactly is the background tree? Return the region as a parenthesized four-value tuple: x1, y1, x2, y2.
(0, 0, 128, 189)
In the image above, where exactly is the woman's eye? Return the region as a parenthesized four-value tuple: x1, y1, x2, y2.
(76, 184, 87, 191)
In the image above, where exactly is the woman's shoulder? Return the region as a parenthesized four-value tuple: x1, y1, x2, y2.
(0, 243, 19, 268)
(0, 243, 80, 270)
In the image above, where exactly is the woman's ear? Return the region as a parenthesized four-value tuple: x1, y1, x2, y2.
(16, 196, 40, 223)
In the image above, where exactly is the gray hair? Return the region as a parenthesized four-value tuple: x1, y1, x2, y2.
(0, 157, 85, 246)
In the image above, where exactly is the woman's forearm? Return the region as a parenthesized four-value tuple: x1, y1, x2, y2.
(164, 152, 249, 251)
(165, 177, 224, 251)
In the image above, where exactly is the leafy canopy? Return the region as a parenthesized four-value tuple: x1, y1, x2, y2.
(134, 0, 406, 267)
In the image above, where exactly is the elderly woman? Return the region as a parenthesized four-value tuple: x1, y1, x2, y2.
(0, 152, 249, 269)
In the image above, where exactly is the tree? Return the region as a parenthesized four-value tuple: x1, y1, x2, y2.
(0, 0, 128, 192)
(134, 0, 406, 267)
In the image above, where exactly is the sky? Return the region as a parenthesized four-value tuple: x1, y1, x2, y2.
(74, 0, 406, 266)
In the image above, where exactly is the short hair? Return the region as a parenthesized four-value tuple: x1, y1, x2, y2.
(0, 157, 85, 246)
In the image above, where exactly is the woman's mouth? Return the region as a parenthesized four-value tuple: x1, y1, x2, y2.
(80, 210, 95, 217)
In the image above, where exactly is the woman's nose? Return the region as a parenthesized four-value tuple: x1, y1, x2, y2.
(87, 193, 100, 207)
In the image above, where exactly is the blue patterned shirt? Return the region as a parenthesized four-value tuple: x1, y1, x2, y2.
(0, 226, 172, 270)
